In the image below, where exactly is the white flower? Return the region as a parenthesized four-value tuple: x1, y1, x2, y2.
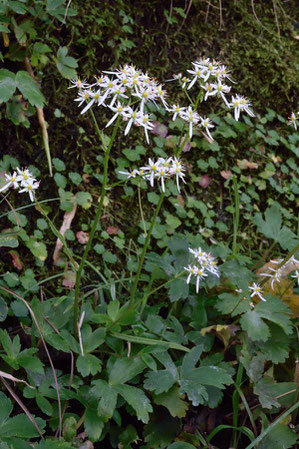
(0, 171, 19, 193)
(119, 169, 140, 179)
(136, 113, 155, 144)
(200, 117, 214, 141)
(184, 265, 198, 284)
(170, 157, 186, 193)
(180, 106, 200, 139)
(106, 102, 127, 128)
(187, 64, 204, 90)
(230, 95, 254, 121)
(16, 167, 35, 183)
(291, 270, 299, 286)
(68, 78, 89, 89)
(207, 82, 231, 106)
(74, 90, 92, 108)
(140, 158, 158, 187)
(19, 179, 40, 202)
(248, 283, 266, 301)
(122, 108, 140, 136)
(195, 269, 208, 292)
(167, 104, 186, 121)
(288, 112, 297, 130)
(80, 90, 103, 114)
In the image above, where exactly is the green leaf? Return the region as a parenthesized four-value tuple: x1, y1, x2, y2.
(258, 324, 290, 364)
(84, 407, 105, 442)
(179, 379, 208, 406)
(17, 349, 44, 373)
(258, 424, 298, 449)
(0, 296, 8, 322)
(114, 384, 153, 423)
(216, 292, 251, 316)
(108, 356, 145, 385)
(82, 326, 106, 353)
(252, 205, 298, 250)
(26, 238, 48, 262)
(144, 370, 177, 394)
(254, 378, 290, 409)
(255, 296, 292, 335)
(154, 386, 188, 418)
(167, 443, 196, 449)
(0, 413, 45, 438)
(240, 310, 270, 342)
(220, 259, 254, 290)
(8, 1, 27, 14)
(15, 71, 46, 108)
(68, 172, 82, 186)
(36, 393, 53, 416)
(181, 345, 204, 378)
(0, 69, 16, 104)
(52, 158, 66, 172)
(76, 354, 102, 377)
(0, 231, 19, 248)
(90, 379, 118, 421)
(0, 393, 13, 424)
(76, 191, 92, 209)
(56, 47, 78, 79)
(111, 332, 189, 352)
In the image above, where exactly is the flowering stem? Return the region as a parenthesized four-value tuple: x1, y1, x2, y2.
(73, 115, 121, 336)
(90, 108, 108, 151)
(129, 192, 165, 306)
(232, 176, 240, 257)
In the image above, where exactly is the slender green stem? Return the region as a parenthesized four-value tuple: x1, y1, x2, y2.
(232, 175, 240, 257)
(232, 363, 244, 447)
(73, 114, 121, 336)
(137, 185, 147, 236)
(90, 108, 108, 151)
(129, 192, 165, 306)
(244, 401, 299, 449)
(234, 382, 257, 437)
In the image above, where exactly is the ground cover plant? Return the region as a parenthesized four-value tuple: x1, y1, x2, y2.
(0, 1, 299, 449)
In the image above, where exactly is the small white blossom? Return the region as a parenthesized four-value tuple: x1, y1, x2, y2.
(249, 283, 266, 302)
(288, 112, 297, 130)
(0, 172, 19, 193)
(291, 271, 299, 286)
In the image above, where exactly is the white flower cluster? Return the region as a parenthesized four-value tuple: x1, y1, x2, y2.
(120, 157, 186, 193)
(184, 247, 220, 293)
(169, 57, 255, 123)
(0, 167, 39, 202)
(260, 256, 299, 289)
(167, 104, 214, 140)
(70, 65, 169, 144)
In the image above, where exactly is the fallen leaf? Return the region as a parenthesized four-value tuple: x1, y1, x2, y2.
(200, 324, 238, 347)
(8, 250, 24, 270)
(107, 226, 118, 235)
(176, 195, 185, 207)
(151, 121, 168, 138)
(62, 271, 76, 289)
(220, 170, 232, 179)
(76, 231, 89, 244)
(82, 174, 91, 183)
(237, 159, 258, 170)
(199, 175, 211, 188)
(53, 196, 77, 266)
